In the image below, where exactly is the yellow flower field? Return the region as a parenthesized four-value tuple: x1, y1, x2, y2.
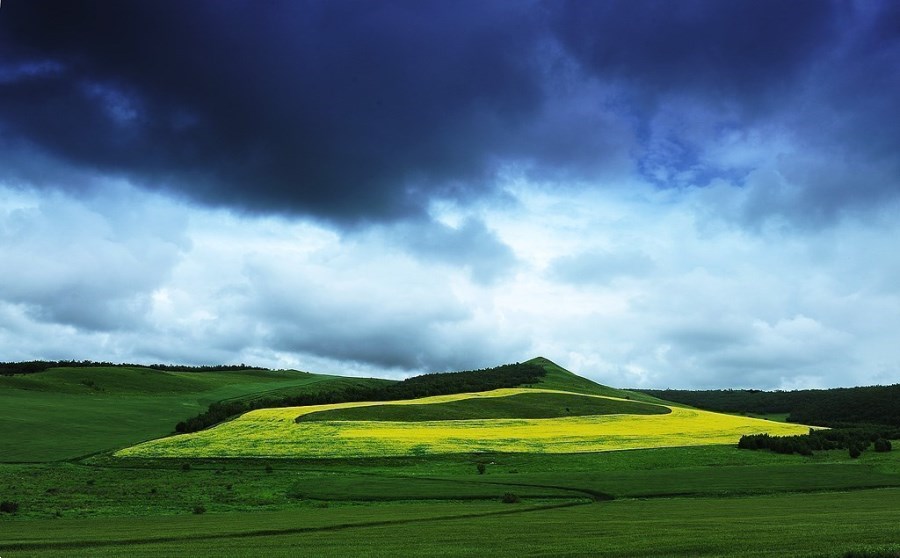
(116, 388, 812, 458)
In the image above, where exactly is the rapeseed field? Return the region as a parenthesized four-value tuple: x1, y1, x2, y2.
(116, 388, 811, 458)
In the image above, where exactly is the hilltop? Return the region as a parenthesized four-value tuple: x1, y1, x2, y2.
(526, 357, 662, 403)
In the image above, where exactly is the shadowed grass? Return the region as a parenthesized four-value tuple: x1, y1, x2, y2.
(297, 391, 670, 422)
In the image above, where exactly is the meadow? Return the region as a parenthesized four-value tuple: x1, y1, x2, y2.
(3, 447, 900, 557)
(2, 361, 899, 557)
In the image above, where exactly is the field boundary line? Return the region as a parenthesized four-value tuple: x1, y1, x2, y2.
(0, 500, 589, 552)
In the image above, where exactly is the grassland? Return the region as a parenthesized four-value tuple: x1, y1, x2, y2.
(118, 388, 811, 458)
(3, 447, 900, 557)
(9, 490, 900, 558)
(0, 366, 390, 461)
(3, 361, 899, 557)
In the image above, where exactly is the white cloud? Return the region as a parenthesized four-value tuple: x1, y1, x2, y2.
(2, 175, 899, 389)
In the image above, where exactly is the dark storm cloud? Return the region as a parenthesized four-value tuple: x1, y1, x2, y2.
(1, 0, 899, 224)
(551, 0, 900, 222)
(551, 0, 837, 110)
(0, 0, 545, 220)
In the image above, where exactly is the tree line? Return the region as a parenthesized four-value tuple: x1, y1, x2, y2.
(638, 384, 900, 427)
(0, 360, 267, 376)
(175, 362, 547, 433)
(739, 427, 897, 457)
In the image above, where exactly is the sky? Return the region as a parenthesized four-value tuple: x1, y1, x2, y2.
(1, 0, 899, 389)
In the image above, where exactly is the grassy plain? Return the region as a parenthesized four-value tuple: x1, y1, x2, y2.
(2, 448, 900, 557)
(0, 366, 390, 461)
(6, 491, 900, 558)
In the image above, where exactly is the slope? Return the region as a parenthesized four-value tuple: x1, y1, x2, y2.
(0, 366, 388, 462)
(527, 357, 668, 404)
(118, 387, 811, 459)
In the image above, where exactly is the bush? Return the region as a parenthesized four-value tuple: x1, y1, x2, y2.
(265, 464, 273, 473)
(849, 445, 862, 459)
(0, 500, 20, 513)
(874, 438, 893, 452)
(476, 463, 486, 475)
(500, 492, 520, 504)
(181, 462, 191, 472)
(192, 504, 206, 514)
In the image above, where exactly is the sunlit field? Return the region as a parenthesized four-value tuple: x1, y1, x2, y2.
(118, 388, 811, 458)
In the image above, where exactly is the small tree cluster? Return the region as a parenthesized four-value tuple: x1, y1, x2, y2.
(0, 500, 20, 513)
(739, 427, 899, 457)
(501, 493, 520, 504)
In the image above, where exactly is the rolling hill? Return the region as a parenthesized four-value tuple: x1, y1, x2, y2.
(116, 359, 811, 459)
(0, 365, 390, 461)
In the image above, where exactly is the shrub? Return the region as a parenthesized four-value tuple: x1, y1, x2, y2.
(181, 462, 192, 472)
(849, 445, 862, 459)
(265, 464, 273, 473)
(501, 492, 520, 504)
(192, 504, 206, 514)
(0, 500, 20, 513)
(476, 463, 486, 475)
(874, 438, 892, 453)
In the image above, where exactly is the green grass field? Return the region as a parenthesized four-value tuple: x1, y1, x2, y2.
(3, 447, 900, 557)
(0, 366, 390, 461)
(2, 361, 899, 557)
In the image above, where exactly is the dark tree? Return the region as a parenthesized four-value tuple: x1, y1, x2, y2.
(874, 438, 892, 452)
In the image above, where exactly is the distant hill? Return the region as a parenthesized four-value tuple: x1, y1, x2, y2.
(0, 360, 268, 376)
(637, 384, 900, 427)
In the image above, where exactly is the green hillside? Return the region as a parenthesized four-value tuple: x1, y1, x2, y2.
(527, 357, 665, 404)
(297, 391, 671, 422)
(0, 366, 388, 462)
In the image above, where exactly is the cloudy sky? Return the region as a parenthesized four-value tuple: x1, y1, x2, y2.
(1, 1, 899, 389)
